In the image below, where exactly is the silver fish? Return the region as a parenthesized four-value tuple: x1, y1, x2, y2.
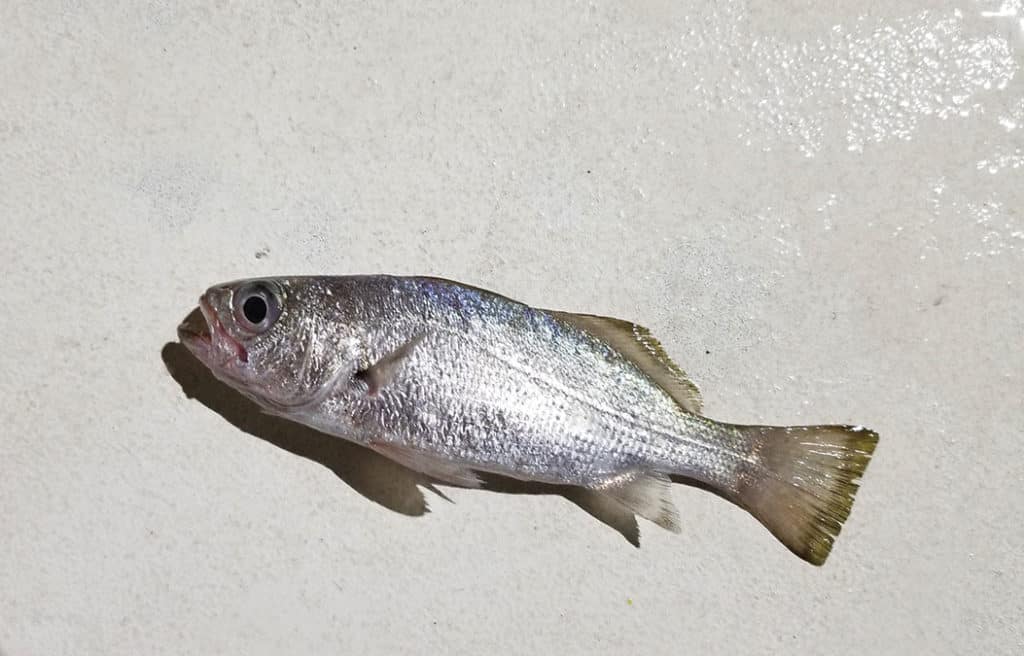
(178, 275, 877, 565)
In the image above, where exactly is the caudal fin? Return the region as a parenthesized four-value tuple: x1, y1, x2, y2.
(734, 424, 878, 566)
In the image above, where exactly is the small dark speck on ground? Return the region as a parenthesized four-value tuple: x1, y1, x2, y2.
(933, 295, 945, 306)
(705, 349, 710, 354)
(255, 247, 269, 259)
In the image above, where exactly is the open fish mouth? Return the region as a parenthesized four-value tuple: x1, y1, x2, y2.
(178, 295, 249, 363)
(177, 306, 212, 347)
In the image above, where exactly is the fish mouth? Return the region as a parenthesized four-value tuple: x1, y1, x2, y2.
(177, 306, 211, 348)
(177, 296, 249, 363)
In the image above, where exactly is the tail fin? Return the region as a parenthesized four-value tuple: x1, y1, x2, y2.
(734, 424, 878, 566)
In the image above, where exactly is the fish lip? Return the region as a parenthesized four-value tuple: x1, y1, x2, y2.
(201, 296, 250, 363)
(178, 296, 249, 364)
(177, 307, 211, 350)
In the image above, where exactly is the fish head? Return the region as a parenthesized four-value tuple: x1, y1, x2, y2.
(178, 277, 357, 411)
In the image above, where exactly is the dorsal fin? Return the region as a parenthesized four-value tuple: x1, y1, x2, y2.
(546, 310, 703, 414)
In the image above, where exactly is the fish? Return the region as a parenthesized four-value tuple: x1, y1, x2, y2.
(177, 275, 878, 565)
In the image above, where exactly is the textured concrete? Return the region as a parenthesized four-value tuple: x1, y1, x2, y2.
(1, 2, 1022, 654)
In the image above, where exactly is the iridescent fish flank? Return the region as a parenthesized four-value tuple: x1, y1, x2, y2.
(177, 275, 878, 565)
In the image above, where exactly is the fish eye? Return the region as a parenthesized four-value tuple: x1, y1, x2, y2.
(233, 282, 282, 334)
(243, 295, 267, 323)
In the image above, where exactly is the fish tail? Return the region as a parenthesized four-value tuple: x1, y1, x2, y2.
(730, 424, 878, 566)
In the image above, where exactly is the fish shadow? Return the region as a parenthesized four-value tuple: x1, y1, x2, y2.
(161, 340, 642, 545)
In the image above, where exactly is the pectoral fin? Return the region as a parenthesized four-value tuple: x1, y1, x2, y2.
(370, 442, 483, 488)
(357, 333, 425, 396)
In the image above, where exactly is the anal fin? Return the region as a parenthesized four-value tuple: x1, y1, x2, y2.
(591, 472, 681, 533)
(370, 442, 483, 488)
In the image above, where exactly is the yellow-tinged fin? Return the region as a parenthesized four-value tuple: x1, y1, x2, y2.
(546, 311, 703, 414)
(734, 424, 879, 566)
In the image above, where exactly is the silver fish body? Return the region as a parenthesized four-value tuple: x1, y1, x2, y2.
(179, 275, 877, 565)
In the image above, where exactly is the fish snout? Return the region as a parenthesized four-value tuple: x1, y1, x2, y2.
(177, 306, 212, 353)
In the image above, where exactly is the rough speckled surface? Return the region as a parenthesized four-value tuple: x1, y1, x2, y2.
(1, 2, 1022, 654)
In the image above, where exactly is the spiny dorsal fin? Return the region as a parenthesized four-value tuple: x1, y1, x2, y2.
(546, 310, 703, 414)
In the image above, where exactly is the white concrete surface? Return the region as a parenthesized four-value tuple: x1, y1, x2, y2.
(1, 2, 1022, 654)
